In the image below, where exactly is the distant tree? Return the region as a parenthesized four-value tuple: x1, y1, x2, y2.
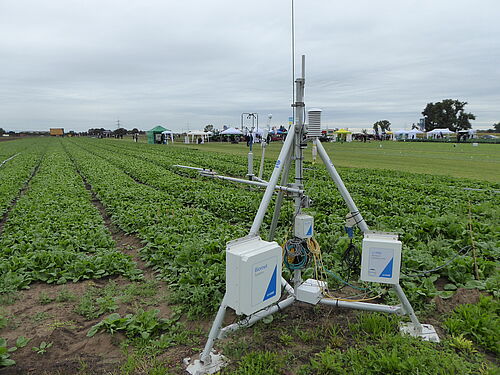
(494, 122, 500, 132)
(411, 123, 418, 130)
(204, 124, 214, 132)
(0, 128, 4, 135)
(88, 128, 105, 136)
(373, 120, 391, 134)
(422, 99, 475, 131)
(114, 128, 127, 136)
(129, 128, 140, 134)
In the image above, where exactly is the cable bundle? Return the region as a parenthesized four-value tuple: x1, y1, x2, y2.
(283, 237, 310, 270)
(340, 239, 361, 280)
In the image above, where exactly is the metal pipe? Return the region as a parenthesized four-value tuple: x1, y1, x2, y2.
(173, 166, 303, 194)
(219, 296, 295, 338)
(393, 284, 422, 331)
(314, 139, 369, 233)
(268, 146, 293, 240)
(252, 176, 268, 183)
(173, 164, 206, 171)
(320, 298, 403, 314)
(282, 277, 295, 296)
(292, 57, 306, 217)
(249, 123, 297, 236)
(212, 174, 302, 194)
(291, 55, 306, 291)
(312, 142, 317, 164)
(200, 294, 228, 364)
(247, 151, 254, 178)
(0, 153, 20, 168)
(258, 142, 266, 179)
(301, 54, 305, 79)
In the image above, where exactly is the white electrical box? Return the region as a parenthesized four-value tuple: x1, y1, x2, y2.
(294, 214, 314, 239)
(361, 232, 402, 284)
(296, 279, 327, 305)
(226, 236, 282, 315)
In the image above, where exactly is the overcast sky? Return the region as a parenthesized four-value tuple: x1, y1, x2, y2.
(1, 0, 499, 132)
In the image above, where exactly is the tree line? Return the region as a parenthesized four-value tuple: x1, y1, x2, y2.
(371, 99, 499, 133)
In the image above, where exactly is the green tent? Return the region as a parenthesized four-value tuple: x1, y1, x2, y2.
(147, 126, 168, 144)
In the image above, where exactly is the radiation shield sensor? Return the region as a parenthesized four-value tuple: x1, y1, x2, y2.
(360, 232, 402, 284)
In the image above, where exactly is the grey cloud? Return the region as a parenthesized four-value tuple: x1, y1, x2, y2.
(0, 0, 499, 132)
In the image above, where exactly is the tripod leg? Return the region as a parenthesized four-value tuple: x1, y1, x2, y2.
(313, 139, 434, 338)
(249, 124, 297, 236)
(268, 146, 293, 240)
(199, 294, 228, 364)
(393, 284, 422, 331)
(267, 146, 294, 295)
(314, 139, 369, 233)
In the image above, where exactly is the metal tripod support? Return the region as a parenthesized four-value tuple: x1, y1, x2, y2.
(185, 55, 437, 375)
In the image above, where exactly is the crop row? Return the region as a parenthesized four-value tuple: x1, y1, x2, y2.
(80, 139, 499, 305)
(0, 142, 141, 293)
(70, 139, 294, 230)
(0, 151, 42, 218)
(2, 138, 496, 312)
(0, 138, 53, 218)
(63, 141, 250, 317)
(0, 138, 29, 160)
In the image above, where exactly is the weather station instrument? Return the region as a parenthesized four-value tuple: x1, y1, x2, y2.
(176, 3, 438, 373)
(177, 53, 439, 375)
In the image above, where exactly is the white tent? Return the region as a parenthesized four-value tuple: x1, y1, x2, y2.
(220, 127, 243, 135)
(393, 129, 411, 140)
(458, 129, 476, 136)
(428, 128, 454, 134)
(161, 130, 174, 143)
(393, 129, 409, 136)
(427, 128, 455, 139)
(408, 129, 424, 139)
(187, 130, 211, 143)
(187, 130, 207, 136)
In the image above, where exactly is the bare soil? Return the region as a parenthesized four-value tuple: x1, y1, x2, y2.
(433, 288, 481, 315)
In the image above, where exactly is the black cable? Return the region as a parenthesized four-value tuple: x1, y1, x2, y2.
(340, 239, 361, 281)
(345, 211, 364, 226)
(402, 245, 472, 278)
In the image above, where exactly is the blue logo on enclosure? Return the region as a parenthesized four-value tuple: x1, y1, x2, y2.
(379, 258, 394, 278)
(263, 266, 277, 301)
(255, 264, 267, 274)
(275, 160, 281, 168)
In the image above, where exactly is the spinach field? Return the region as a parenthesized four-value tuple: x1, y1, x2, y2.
(0, 137, 498, 374)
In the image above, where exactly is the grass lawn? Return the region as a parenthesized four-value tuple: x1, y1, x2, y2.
(171, 141, 500, 184)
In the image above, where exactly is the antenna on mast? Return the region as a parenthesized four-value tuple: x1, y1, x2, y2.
(291, 0, 296, 125)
